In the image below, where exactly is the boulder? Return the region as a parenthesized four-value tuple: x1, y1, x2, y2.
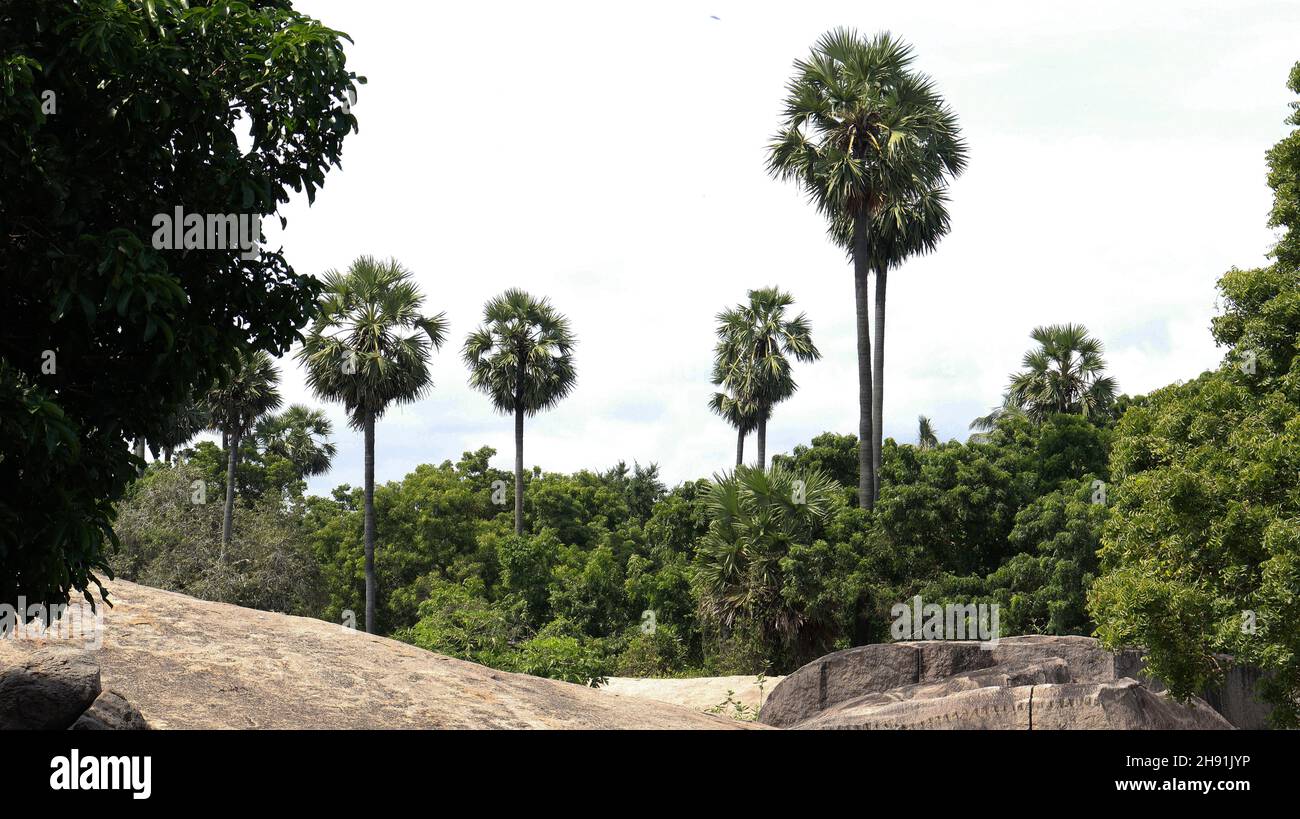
(0, 646, 102, 729)
(71, 690, 151, 730)
(796, 677, 1233, 730)
(1029, 680, 1233, 730)
(0, 581, 759, 730)
(761, 636, 1266, 730)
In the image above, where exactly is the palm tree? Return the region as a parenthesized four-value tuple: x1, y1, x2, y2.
(297, 256, 448, 634)
(206, 349, 282, 555)
(968, 395, 1026, 440)
(712, 287, 820, 469)
(709, 388, 760, 466)
(695, 464, 838, 657)
(917, 415, 938, 449)
(867, 186, 954, 496)
(153, 393, 210, 464)
(464, 289, 577, 535)
(255, 404, 337, 480)
(767, 28, 967, 509)
(1005, 324, 1117, 422)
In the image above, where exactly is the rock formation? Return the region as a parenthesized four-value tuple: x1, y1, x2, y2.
(0, 580, 756, 730)
(0, 645, 148, 730)
(760, 635, 1263, 730)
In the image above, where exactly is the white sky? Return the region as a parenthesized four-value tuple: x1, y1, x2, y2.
(234, 0, 1298, 494)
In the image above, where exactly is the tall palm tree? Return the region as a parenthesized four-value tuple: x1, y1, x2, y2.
(709, 388, 760, 466)
(206, 349, 282, 555)
(866, 186, 953, 496)
(255, 404, 337, 480)
(713, 287, 820, 469)
(464, 289, 577, 535)
(767, 28, 967, 508)
(297, 256, 448, 634)
(1006, 324, 1117, 422)
(917, 415, 938, 449)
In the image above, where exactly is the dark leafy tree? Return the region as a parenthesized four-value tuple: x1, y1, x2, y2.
(0, 0, 361, 607)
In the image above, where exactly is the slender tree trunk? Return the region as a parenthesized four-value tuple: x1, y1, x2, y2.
(853, 216, 876, 509)
(736, 428, 745, 467)
(221, 429, 238, 558)
(514, 401, 525, 535)
(133, 438, 146, 476)
(363, 410, 377, 634)
(756, 412, 767, 470)
(872, 265, 888, 500)
(164, 446, 174, 466)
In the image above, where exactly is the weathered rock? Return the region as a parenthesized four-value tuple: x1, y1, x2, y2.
(795, 677, 1233, 730)
(990, 635, 1147, 684)
(1200, 660, 1274, 730)
(71, 690, 151, 730)
(761, 635, 1267, 729)
(1030, 680, 1233, 730)
(799, 683, 1033, 730)
(0, 646, 101, 729)
(0, 581, 759, 729)
(760, 640, 998, 727)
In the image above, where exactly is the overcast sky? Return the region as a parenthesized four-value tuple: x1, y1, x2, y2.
(234, 0, 1298, 495)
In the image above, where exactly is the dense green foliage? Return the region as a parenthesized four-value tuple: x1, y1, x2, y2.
(0, 0, 361, 606)
(111, 408, 1118, 682)
(1089, 64, 1300, 726)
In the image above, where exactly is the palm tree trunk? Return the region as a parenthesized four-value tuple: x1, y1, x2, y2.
(221, 429, 238, 558)
(756, 412, 767, 469)
(872, 265, 888, 500)
(853, 217, 876, 510)
(514, 402, 525, 535)
(735, 428, 745, 467)
(363, 410, 377, 634)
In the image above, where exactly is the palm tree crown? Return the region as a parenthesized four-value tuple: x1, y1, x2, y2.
(917, 415, 938, 449)
(767, 28, 967, 246)
(297, 256, 448, 428)
(1006, 323, 1118, 422)
(712, 287, 819, 468)
(464, 289, 577, 415)
(255, 404, 337, 479)
(206, 350, 282, 443)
